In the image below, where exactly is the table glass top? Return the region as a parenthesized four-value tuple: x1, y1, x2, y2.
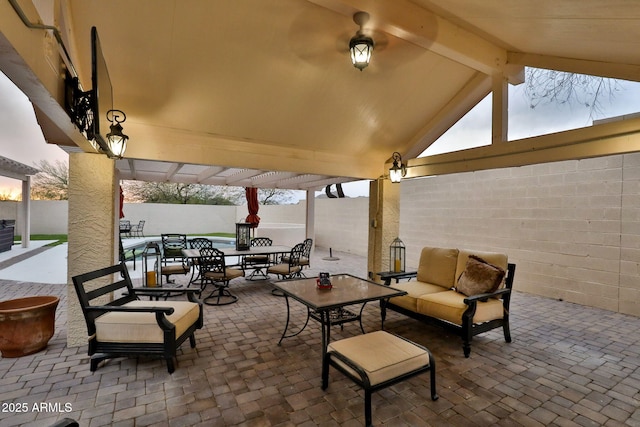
(273, 273, 406, 310)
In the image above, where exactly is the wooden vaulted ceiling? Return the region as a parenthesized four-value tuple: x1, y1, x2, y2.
(2, 0, 640, 190)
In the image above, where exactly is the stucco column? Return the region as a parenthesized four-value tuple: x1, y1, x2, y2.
(67, 152, 118, 347)
(20, 176, 31, 248)
(305, 189, 315, 241)
(367, 178, 400, 281)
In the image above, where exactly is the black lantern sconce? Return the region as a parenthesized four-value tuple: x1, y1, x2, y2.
(390, 237, 406, 273)
(106, 109, 129, 158)
(236, 222, 251, 251)
(389, 152, 407, 183)
(349, 11, 374, 71)
(142, 242, 161, 287)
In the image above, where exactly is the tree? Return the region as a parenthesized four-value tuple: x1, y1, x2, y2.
(259, 188, 298, 205)
(122, 181, 242, 205)
(523, 67, 622, 120)
(31, 159, 68, 200)
(0, 190, 18, 201)
(122, 181, 299, 205)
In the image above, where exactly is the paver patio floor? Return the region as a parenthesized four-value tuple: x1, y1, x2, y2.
(1, 247, 639, 426)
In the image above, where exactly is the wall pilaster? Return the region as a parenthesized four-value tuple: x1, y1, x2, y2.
(367, 178, 400, 281)
(66, 152, 117, 347)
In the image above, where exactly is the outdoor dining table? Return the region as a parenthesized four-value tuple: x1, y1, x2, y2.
(272, 273, 407, 368)
(182, 245, 292, 283)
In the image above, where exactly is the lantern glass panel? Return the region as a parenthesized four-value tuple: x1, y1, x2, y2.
(142, 242, 161, 287)
(236, 222, 251, 251)
(390, 237, 405, 273)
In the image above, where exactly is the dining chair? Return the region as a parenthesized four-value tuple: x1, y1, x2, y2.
(267, 242, 304, 279)
(199, 247, 244, 305)
(186, 238, 213, 284)
(243, 237, 273, 280)
(300, 238, 313, 269)
(160, 233, 190, 284)
(130, 220, 145, 237)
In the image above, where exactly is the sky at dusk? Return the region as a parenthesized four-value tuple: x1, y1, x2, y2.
(1, 70, 640, 200)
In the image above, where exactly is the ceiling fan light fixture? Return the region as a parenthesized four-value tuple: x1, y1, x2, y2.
(350, 11, 374, 71)
(350, 34, 374, 70)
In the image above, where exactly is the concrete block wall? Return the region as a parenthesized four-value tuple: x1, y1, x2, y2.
(315, 197, 369, 256)
(400, 153, 640, 316)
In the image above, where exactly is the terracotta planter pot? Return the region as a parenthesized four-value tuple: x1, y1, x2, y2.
(0, 296, 59, 358)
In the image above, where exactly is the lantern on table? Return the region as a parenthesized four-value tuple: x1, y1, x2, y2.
(236, 222, 251, 251)
(142, 242, 161, 287)
(390, 237, 405, 273)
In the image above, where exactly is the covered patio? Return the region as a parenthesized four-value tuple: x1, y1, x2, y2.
(1, 248, 639, 426)
(2, 1, 640, 426)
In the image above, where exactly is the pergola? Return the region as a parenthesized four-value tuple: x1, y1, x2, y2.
(0, 155, 38, 248)
(1, 1, 640, 344)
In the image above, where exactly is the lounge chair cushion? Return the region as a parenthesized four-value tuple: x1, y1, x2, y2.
(417, 290, 504, 325)
(94, 300, 200, 343)
(326, 331, 431, 386)
(388, 281, 449, 312)
(416, 247, 459, 289)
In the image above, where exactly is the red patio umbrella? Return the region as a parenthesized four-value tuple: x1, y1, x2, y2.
(245, 187, 260, 230)
(119, 186, 125, 218)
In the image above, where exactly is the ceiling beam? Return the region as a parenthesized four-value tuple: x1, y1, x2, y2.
(225, 169, 264, 185)
(306, 0, 513, 78)
(123, 121, 382, 180)
(508, 52, 640, 83)
(164, 163, 184, 181)
(196, 166, 225, 182)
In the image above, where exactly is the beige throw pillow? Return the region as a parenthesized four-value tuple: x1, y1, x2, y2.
(456, 255, 505, 297)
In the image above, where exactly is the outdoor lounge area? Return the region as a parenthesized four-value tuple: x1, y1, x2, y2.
(1, 247, 639, 426)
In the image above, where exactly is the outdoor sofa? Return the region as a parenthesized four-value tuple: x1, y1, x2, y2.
(381, 246, 516, 357)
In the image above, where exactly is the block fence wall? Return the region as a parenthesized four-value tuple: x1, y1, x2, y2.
(1, 152, 639, 316)
(400, 152, 640, 317)
(0, 196, 370, 256)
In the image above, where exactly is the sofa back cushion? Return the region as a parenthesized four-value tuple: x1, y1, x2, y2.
(417, 247, 460, 289)
(455, 249, 508, 287)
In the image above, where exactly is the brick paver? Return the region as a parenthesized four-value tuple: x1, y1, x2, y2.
(1, 248, 639, 426)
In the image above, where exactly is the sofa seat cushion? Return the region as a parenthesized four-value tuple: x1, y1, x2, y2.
(95, 300, 200, 343)
(417, 247, 459, 289)
(327, 331, 431, 386)
(417, 290, 504, 326)
(389, 281, 449, 312)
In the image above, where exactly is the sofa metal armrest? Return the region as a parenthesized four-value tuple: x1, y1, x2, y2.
(378, 271, 417, 286)
(463, 287, 511, 304)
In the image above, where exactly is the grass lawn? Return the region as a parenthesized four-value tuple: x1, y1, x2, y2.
(14, 232, 235, 247)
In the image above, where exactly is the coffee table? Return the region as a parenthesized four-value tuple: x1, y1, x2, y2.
(273, 273, 407, 362)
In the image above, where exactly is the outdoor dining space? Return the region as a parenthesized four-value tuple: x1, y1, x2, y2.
(1, 246, 639, 427)
(133, 228, 313, 306)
